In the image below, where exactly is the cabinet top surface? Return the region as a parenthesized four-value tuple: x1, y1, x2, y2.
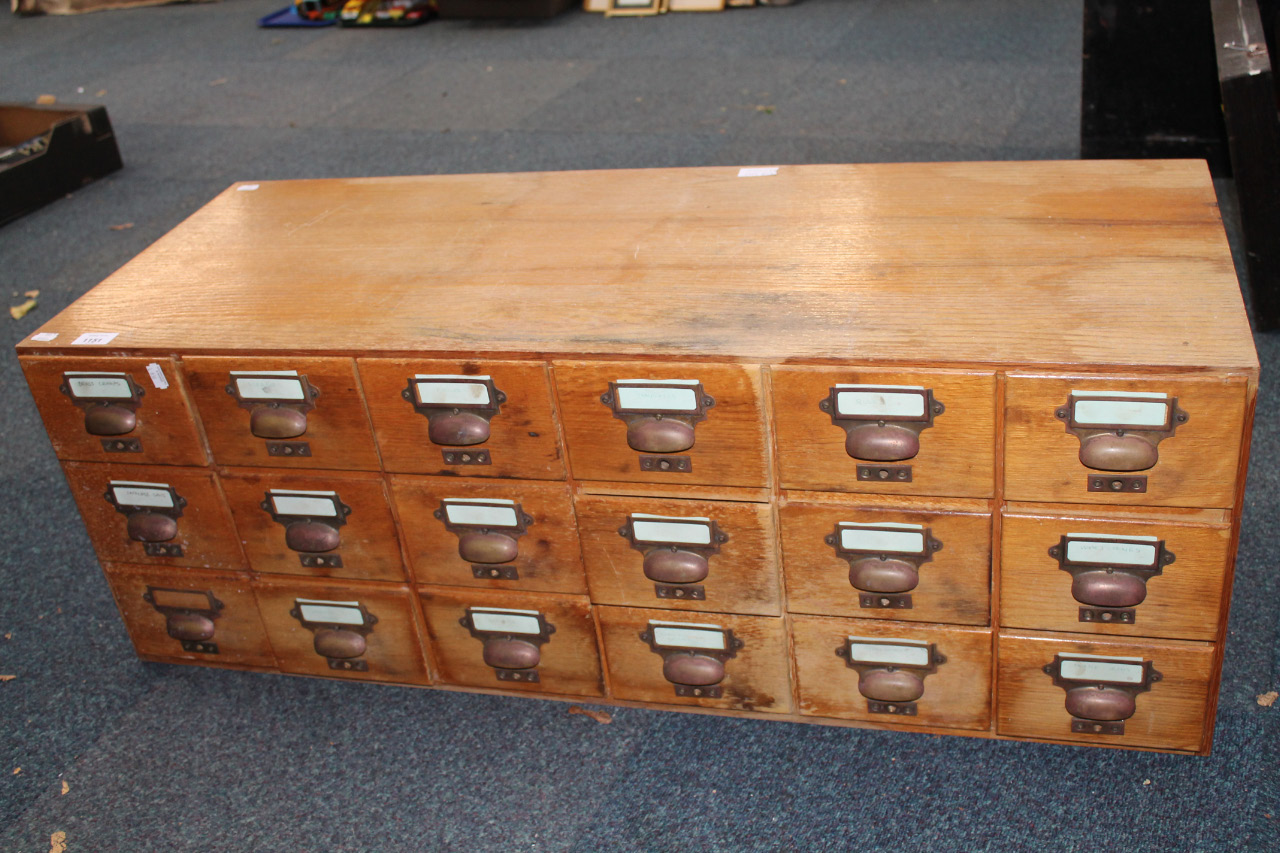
(19, 160, 1258, 371)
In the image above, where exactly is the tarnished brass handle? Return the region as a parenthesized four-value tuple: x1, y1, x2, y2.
(483, 637, 542, 670)
(165, 612, 215, 642)
(848, 557, 920, 594)
(1078, 434, 1159, 472)
(858, 668, 926, 703)
(1064, 686, 1137, 722)
(457, 531, 520, 564)
(628, 418, 696, 454)
(285, 520, 341, 553)
(1071, 570, 1149, 608)
(85, 404, 137, 436)
(643, 549, 710, 584)
(844, 423, 920, 462)
(663, 652, 725, 687)
(250, 406, 308, 439)
(127, 511, 178, 543)
(313, 628, 367, 660)
(429, 412, 491, 446)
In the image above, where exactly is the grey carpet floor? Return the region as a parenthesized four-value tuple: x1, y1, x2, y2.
(0, 1, 1276, 850)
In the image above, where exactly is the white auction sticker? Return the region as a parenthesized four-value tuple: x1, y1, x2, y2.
(30, 333, 58, 342)
(146, 362, 169, 389)
(72, 332, 119, 346)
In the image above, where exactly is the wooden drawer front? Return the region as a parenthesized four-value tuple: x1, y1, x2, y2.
(253, 578, 430, 684)
(183, 356, 380, 471)
(575, 491, 781, 616)
(596, 606, 792, 713)
(104, 563, 275, 667)
(1001, 509, 1231, 642)
(1003, 374, 1248, 508)
(791, 615, 991, 730)
(772, 367, 996, 498)
(21, 356, 207, 466)
(779, 495, 991, 626)
(391, 476, 587, 595)
(418, 586, 602, 696)
(553, 361, 769, 488)
(220, 469, 405, 582)
(997, 631, 1214, 752)
(63, 461, 246, 571)
(357, 358, 565, 480)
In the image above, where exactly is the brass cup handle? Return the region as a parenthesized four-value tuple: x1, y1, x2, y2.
(457, 531, 520, 564)
(313, 628, 367, 660)
(857, 668, 926, 703)
(643, 549, 710, 584)
(482, 637, 542, 670)
(249, 405, 309, 440)
(1071, 569, 1149, 608)
(126, 511, 178, 543)
(662, 652, 725, 687)
(848, 557, 920, 594)
(1079, 433, 1159, 472)
(84, 404, 137, 436)
(627, 417, 696, 454)
(285, 520, 341, 553)
(165, 612, 216, 642)
(844, 423, 920, 462)
(1064, 685, 1137, 722)
(428, 412, 491, 447)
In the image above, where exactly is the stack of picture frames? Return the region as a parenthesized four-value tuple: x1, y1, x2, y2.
(588, 0, 795, 16)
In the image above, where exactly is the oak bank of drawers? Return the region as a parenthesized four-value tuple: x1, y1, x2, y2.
(16, 162, 1258, 754)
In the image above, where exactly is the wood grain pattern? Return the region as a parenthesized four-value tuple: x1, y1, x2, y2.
(778, 495, 991, 626)
(21, 356, 208, 466)
(63, 461, 247, 571)
(772, 367, 996, 497)
(182, 356, 382, 471)
(791, 614, 992, 730)
(418, 586, 603, 696)
(356, 357, 565, 480)
(253, 576, 430, 684)
(595, 605, 792, 713)
(103, 562, 276, 667)
(390, 475, 588, 595)
(219, 468, 406, 582)
(553, 360, 770, 488)
(997, 630, 1214, 752)
(1001, 508, 1230, 641)
(575, 492, 782, 616)
(18, 163, 1257, 371)
(1003, 373, 1248, 508)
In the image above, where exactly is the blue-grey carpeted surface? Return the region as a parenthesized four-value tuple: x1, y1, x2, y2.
(0, 1, 1276, 850)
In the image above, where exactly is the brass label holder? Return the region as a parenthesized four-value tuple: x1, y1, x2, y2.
(1055, 391, 1188, 484)
(601, 379, 714, 465)
(460, 607, 555, 683)
(105, 481, 187, 558)
(1043, 653, 1161, 736)
(1049, 534, 1174, 625)
(226, 371, 319, 450)
(143, 586, 223, 654)
(291, 599, 377, 672)
(826, 522, 942, 610)
(621, 514, 728, 602)
(640, 621, 742, 699)
(60, 371, 145, 447)
(403, 374, 506, 454)
(435, 498, 533, 580)
(820, 385, 943, 473)
(836, 636, 945, 716)
(262, 490, 352, 568)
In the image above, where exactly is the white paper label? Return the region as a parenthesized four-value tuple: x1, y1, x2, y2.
(838, 522, 925, 554)
(631, 514, 713, 546)
(444, 501, 519, 528)
(1064, 535, 1159, 566)
(834, 385, 926, 418)
(233, 371, 305, 401)
(297, 599, 364, 625)
(110, 481, 174, 508)
(737, 166, 779, 177)
(64, 372, 132, 399)
(237, 184, 260, 191)
(270, 490, 339, 517)
(470, 609, 542, 635)
(845, 637, 931, 667)
(30, 333, 58, 342)
(1071, 390, 1169, 427)
(71, 332, 118, 346)
(1058, 655, 1146, 684)
(145, 362, 169, 390)
(412, 375, 491, 406)
(614, 382, 699, 412)
(650, 622, 726, 650)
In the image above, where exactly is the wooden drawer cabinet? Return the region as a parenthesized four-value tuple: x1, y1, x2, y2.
(19, 162, 1256, 753)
